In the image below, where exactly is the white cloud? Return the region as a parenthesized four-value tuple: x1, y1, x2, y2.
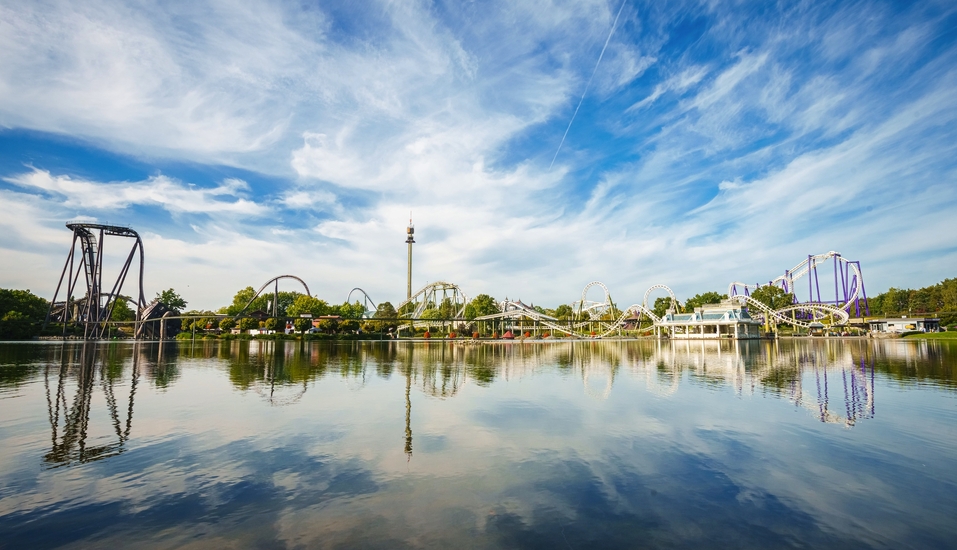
(1, 0, 956, 310)
(5, 169, 267, 215)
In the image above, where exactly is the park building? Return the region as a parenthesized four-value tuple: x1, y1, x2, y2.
(657, 301, 763, 340)
(867, 317, 941, 334)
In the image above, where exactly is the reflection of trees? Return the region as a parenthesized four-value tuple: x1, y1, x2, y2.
(43, 343, 139, 468)
(216, 341, 317, 405)
(0, 344, 45, 389)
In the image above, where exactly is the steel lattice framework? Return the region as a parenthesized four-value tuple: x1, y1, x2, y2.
(46, 223, 146, 339)
(395, 281, 470, 333)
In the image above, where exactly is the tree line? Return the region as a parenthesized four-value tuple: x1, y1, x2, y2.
(3, 276, 956, 339)
(866, 278, 957, 319)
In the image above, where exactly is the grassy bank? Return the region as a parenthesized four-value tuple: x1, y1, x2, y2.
(903, 331, 957, 340)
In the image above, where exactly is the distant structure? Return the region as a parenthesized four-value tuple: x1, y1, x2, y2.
(406, 215, 415, 300)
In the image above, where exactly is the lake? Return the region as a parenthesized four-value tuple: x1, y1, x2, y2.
(1, 339, 956, 549)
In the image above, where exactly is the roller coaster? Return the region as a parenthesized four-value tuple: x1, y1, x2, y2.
(472, 251, 869, 338)
(394, 281, 469, 334)
(43, 222, 869, 339)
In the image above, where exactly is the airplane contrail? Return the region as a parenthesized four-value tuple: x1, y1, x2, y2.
(550, 0, 628, 170)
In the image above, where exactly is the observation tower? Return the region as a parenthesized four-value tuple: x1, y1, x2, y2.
(406, 215, 415, 300)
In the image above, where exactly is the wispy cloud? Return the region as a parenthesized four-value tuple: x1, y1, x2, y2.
(0, 0, 956, 309)
(5, 169, 267, 215)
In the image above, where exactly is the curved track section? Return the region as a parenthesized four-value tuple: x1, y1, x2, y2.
(346, 288, 378, 318)
(475, 299, 583, 336)
(235, 275, 311, 318)
(642, 284, 678, 311)
(572, 281, 614, 319)
(730, 295, 849, 327)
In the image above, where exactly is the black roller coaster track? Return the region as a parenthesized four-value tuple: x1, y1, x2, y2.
(234, 275, 312, 319)
(45, 223, 146, 339)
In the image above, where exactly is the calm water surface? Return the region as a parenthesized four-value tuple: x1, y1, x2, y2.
(1, 339, 956, 549)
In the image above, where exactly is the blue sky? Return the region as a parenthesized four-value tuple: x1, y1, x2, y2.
(1, 0, 955, 310)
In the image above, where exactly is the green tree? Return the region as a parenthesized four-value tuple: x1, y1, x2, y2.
(942, 278, 957, 311)
(317, 318, 338, 333)
(219, 317, 236, 331)
(683, 291, 727, 313)
(293, 317, 312, 334)
(110, 297, 135, 322)
(373, 301, 398, 331)
(375, 301, 398, 319)
(438, 297, 457, 318)
(464, 294, 499, 319)
(0, 288, 49, 340)
(264, 318, 278, 331)
(155, 288, 187, 312)
(338, 300, 366, 319)
(238, 317, 259, 331)
(750, 286, 795, 310)
(653, 296, 677, 318)
(554, 304, 574, 319)
(882, 287, 905, 315)
(286, 295, 330, 317)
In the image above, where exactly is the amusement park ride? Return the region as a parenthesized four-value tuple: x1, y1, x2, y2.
(44, 222, 870, 339)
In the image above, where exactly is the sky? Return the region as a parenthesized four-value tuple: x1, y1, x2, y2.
(1, 0, 956, 311)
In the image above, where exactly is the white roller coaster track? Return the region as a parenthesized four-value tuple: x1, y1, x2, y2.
(391, 258, 859, 339)
(572, 281, 614, 319)
(396, 281, 470, 332)
(730, 295, 849, 328)
(475, 300, 579, 336)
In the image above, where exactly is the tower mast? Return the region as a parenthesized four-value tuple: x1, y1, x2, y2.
(406, 214, 415, 300)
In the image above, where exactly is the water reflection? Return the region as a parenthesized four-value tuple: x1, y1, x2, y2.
(2, 339, 957, 549)
(154, 338, 957, 440)
(42, 344, 140, 467)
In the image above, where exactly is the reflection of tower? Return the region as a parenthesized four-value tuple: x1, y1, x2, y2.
(406, 215, 415, 300)
(404, 368, 413, 461)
